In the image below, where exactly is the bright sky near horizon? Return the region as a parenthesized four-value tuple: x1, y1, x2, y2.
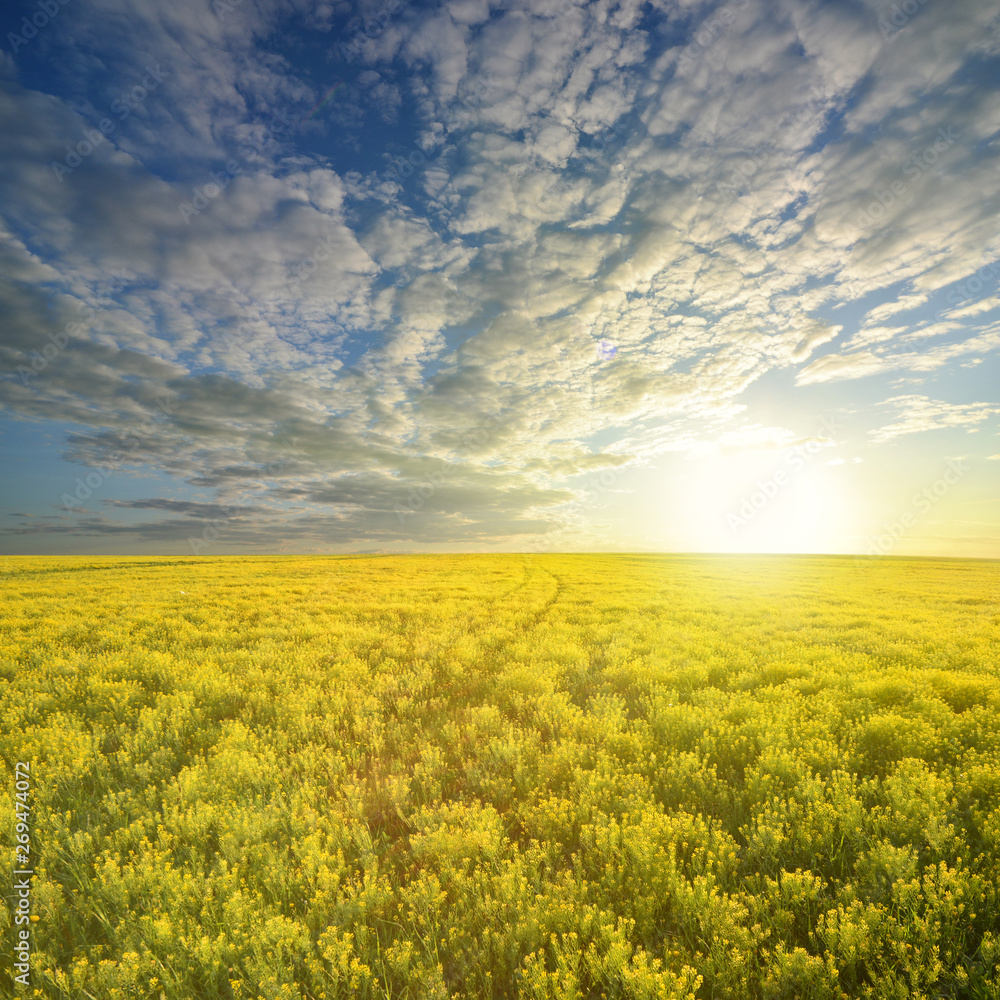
(1, 0, 999, 558)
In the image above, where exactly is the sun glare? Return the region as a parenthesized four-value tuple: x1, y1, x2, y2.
(674, 451, 853, 554)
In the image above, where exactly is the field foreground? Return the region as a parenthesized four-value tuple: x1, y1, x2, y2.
(2, 553, 999, 1000)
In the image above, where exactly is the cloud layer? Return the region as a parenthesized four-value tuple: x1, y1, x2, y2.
(1, 0, 999, 552)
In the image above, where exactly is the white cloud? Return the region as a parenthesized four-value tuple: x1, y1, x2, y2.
(869, 395, 1000, 444)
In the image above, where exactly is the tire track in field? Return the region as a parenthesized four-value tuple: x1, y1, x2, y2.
(399, 561, 565, 698)
(518, 559, 563, 633)
(406, 558, 558, 667)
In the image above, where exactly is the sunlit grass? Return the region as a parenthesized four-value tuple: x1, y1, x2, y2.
(1, 553, 999, 999)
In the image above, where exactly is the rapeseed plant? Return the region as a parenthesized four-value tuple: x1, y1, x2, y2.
(1, 553, 998, 998)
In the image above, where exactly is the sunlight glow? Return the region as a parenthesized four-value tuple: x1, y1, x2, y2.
(673, 451, 855, 554)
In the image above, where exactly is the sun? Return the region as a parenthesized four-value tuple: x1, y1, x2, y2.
(672, 451, 855, 554)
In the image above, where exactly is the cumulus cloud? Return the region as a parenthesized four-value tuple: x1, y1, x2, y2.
(2, 0, 999, 551)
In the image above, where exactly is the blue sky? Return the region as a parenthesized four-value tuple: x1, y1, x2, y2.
(1, 0, 999, 557)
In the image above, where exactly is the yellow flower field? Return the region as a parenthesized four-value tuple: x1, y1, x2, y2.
(2, 553, 999, 999)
